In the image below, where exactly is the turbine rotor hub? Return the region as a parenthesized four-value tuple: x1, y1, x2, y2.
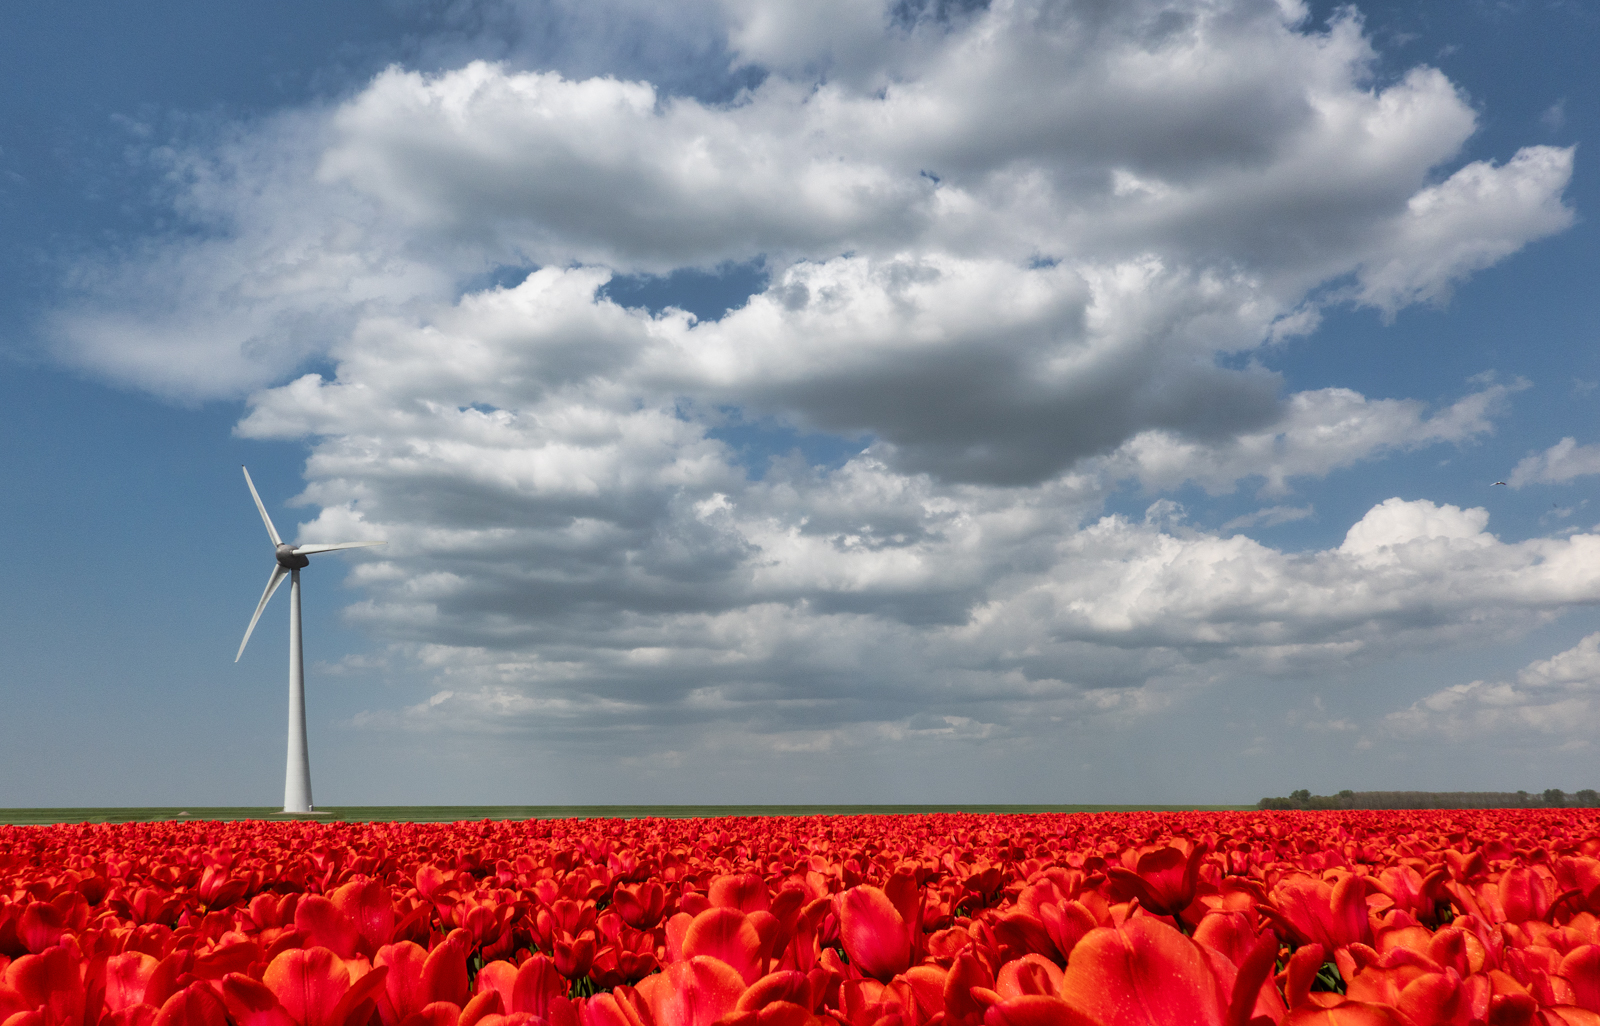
(275, 543, 310, 570)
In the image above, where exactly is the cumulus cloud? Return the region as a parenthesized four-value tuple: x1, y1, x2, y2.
(37, 0, 1589, 769)
(1102, 382, 1519, 496)
(1510, 437, 1600, 487)
(1386, 632, 1600, 743)
(47, 0, 1573, 410)
(1351, 145, 1574, 314)
(274, 338, 1600, 734)
(46, 113, 465, 400)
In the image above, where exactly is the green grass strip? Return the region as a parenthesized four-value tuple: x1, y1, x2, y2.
(0, 804, 1252, 825)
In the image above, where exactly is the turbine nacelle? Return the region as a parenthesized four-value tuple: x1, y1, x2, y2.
(275, 543, 311, 570)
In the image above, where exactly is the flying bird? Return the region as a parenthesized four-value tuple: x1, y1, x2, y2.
(1492, 481, 1507, 486)
(236, 466, 386, 813)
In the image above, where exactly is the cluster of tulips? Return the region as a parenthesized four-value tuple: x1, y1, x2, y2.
(4, 809, 1600, 1026)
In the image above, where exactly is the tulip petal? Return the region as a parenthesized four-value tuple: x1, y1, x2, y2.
(983, 996, 1098, 1026)
(106, 952, 162, 1013)
(377, 942, 431, 1026)
(636, 956, 746, 1026)
(683, 908, 765, 986)
(710, 876, 770, 914)
(737, 972, 814, 1014)
(333, 879, 398, 955)
(422, 932, 472, 1009)
(153, 984, 231, 1026)
(1057, 918, 1227, 1026)
(837, 887, 911, 982)
(264, 947, 354, 1026)
(1562, 944, 1600, 1012)
(298, 897, 362, 960)
(1281, 1002, 1407, 1026)
(511, 956, 569, 1019)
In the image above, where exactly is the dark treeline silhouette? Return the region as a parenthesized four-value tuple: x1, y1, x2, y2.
(1257, 788, 1600, 810)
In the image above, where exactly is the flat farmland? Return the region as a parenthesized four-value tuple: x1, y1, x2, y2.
(0, 803, 1251, 824)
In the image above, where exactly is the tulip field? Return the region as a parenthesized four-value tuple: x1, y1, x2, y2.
(4, 810, 1600, 1026)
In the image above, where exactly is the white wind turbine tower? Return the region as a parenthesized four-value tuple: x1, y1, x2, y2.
(235, 466, 385, 813)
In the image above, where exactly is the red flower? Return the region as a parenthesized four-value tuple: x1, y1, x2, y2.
(681, 908, 767, 986)
(374, 934, 471, 1026)
(1267, 875, 1372, 952)
(261, 947, 389, 1026)
(1105, 845, 1204, 920)
(613, 884, 668, 930)
(1055, 917, 1228, 1026)
(153, 982, 231, 1026)
(635, 956, 746, 1026)
(837, 880, 917, 983)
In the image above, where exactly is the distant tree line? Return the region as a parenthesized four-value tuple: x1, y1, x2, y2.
(1256, 788, 1600, 810)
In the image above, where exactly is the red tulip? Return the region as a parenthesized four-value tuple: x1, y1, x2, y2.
(710, 876, 770, 914)
(296, 898, 361, 960)
(220, 973, 297, 1026)
(262, 947, 388, 1026)
(12, 805, 1600, 1026)
(1105, 845, 1204, 919)
(716, 1000, 820, 1026)
(1494, 867, 1554, 924)
(332, 878, 398, 954)
(635, 956, 746, 1026)
(995, 955, 1061, 1000)
(991, 911, 1056, 965)
(944, 947, 995, 1024)
(476, 954, 571, 1021)
(1389, 969, 1489, 1026)
(681, 908, 766, 986)
(736, 971, 816, 1014)
(1269, 875, 1372, 952)
(837, 887, 913, 982)
(1055, 916, 1228, 1026)
(614, 883, 668, 930)
(580, 991, 651, 1026)
(152, 982, 231, 1026)
(374, 934, 469, 1026)
(16, 904, 69, 956)
(554, 934, 597, 980)
(2, 945, 84, 1026)
(1034, 901, 1100, 966)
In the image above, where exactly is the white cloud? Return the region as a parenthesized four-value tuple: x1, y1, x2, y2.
(279, 382, 1600, 734)
(1510, 437, 1600, 487)
(1351, 145, 1575, 315)
(1102, 382, 1518, 496)
(36, 0, 1591, 768)
(1520, 632, 1600, 687)
(48, 113, 461, 400)
(1222, 505, 1314, 531)
(1386, 632, 1600, 743)
(47, 0, 1573, 410)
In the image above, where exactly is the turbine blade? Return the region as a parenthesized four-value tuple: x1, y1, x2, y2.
(294, 540, 388, 555)
(236, 564, 289, 662)
(242, 466, 283, 546)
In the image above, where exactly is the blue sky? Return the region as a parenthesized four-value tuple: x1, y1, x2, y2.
(3, 0, 1599, 807)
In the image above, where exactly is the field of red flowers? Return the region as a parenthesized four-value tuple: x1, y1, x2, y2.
(4, 809, 1600, 1026)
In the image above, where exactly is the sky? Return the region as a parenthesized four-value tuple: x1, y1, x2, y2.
(3, 0, 1599, 808)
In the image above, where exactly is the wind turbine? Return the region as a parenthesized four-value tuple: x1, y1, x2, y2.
(235, 466, 385, 813)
